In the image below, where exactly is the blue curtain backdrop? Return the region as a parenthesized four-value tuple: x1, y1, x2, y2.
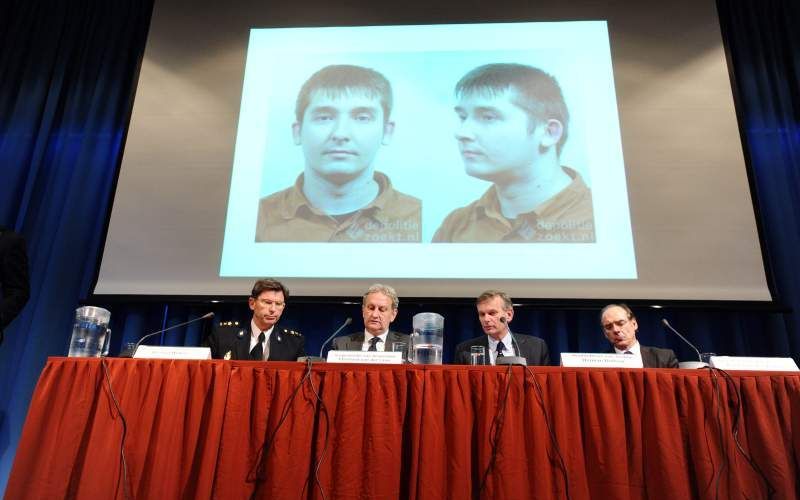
(1, 0, 799, 493)
(0, 0, 155, 491)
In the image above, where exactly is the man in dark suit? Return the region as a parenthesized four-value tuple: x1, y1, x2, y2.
(206, 278, 305, 361)
(1, 226, 30, 345)
(331, 284, 409, 353)
(454, 290, 550, 365)
(600, 303, 678, 368)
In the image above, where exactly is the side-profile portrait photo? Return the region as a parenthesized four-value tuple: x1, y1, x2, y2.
(433, 63, 596, 243)
(255, 65, 421, 243)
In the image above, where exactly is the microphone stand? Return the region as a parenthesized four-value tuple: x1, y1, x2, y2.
(297, 317, 353, 362)
(120, 312, 214, 358)
(495, 316, 527, 366)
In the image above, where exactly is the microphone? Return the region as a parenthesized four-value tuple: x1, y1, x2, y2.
(296, 317, 352, 362)
(661, 318, 704, 365)
(495, 316, 527, 366)
(121, 312, 215, 358)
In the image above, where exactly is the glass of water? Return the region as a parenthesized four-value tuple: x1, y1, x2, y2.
(392, 342, 408, 363)
(470, 345, 486, 365)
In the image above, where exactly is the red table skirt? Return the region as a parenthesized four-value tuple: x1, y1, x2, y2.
(6, 358, 800, 499)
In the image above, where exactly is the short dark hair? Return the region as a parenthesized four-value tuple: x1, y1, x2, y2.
(476, 289, 513, 309)
(599, 303, 635, 324)
(295, 65, 393, 125)
(455, 63, 569, 154)
(251, 278, 289, 300)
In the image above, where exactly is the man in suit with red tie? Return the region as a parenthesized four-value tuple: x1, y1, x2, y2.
(600, 303, 678, 368)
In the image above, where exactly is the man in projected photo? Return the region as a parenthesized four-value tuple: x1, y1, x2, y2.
(433, 63, 595, 243)
(255, 65, 421, 242)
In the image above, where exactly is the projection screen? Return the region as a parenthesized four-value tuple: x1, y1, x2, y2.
(94, 0, 771, 300)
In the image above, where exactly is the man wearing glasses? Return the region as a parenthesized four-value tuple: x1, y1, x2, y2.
(206, 278, 305, 361)
(600, 303, 678, 368)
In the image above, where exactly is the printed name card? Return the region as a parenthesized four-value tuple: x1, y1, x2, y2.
(560, 352, 644, 368)
(133, 346, 212, 359)
(710, 356, 799, 372)
(326, 351, 404, 364)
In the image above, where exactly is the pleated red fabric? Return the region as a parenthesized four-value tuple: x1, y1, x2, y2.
(6, 358, 798, 499)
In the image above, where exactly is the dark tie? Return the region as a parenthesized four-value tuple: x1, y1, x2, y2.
(250, 332, 265, 360)
(496, 342, 505, 359)
(368, 337, 382, 351)
(624, 350, 633, 355)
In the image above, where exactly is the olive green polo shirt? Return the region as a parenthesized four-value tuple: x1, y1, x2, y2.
(256, 172, 421, 242)
(432, 167, 595, 243)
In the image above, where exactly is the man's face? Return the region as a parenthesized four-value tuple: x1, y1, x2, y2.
(362, 292, 398, 336)
(454, 88, 548, 183)
(248, 290, 286, 331)
(477, 296, 514, 340)
(601, 306, 638, 351)
(293, 90, 394, 185)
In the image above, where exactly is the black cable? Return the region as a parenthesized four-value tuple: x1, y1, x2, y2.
(524, 366, 571, 500)
(100, 358, 131, 500)
(714, 367, 776, 499)
(248, 361, 314, 500)
(477, 363, 513, 497)
(300, 359, 329, 500)
(699, 369, 719, 498)
(707, 365, 729, 500)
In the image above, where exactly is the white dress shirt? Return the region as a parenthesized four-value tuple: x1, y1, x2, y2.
(250, 319, 274, 361)
(487, 333, 516, 365)
(361, 330, 389, 351)
(614, 340, 642, 365)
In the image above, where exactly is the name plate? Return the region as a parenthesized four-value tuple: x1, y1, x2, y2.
(710, 356, 799, 372)
(560, 352, 644, 368)
(326, 351, 403, 364)
(134, 346, 212, 360)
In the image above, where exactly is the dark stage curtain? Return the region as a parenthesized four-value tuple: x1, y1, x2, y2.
(0, 0, 154, 490)
(0, 0, 799, 493)
(717, 0, 800, 357)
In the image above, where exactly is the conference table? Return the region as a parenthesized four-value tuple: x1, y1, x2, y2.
(6, 358, 799, 499)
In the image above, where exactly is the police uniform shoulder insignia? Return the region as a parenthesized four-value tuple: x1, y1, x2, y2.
(283, 329, 302, 337)
(237, 329, 246, 338)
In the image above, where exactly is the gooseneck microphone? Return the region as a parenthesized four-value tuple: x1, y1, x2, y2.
(319, 317, 353, 357)
(661, 318, 703, 362)
(122, 312, 215, 358)
(296, 317, 352, 362)
(496, 316, 527, 366)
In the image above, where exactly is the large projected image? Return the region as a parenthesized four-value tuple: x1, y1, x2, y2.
(221, 22, 635, 280)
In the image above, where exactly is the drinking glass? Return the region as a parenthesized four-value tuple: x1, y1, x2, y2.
(392, 342, 408, 363)
(470, 345, 486, 365)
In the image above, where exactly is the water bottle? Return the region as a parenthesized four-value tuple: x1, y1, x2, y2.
(68, 306, 111, 357)
(411, 312, 444, 365)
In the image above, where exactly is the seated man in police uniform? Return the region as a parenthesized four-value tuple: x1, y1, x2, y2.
(600, 303, 678, 368)
(206, 278, 305, 361)
(454, 290, 550, 365)
(331, 284, 409, 352)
